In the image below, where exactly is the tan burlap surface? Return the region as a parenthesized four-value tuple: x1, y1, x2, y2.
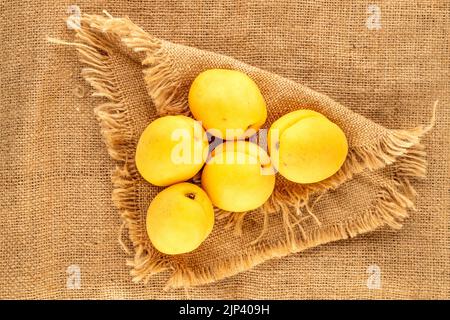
(1, 0, 448, 299)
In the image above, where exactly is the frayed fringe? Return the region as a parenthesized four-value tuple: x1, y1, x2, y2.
(53, 12, 435, 289)
(216, 211, 247, 236)
(223, 123, 433, 242)
(165, 173, 420, 289)
(127, 244, 170, 284)
(78, 16, 175, 282)
(79, 13, 189, 116)
(50, 14, 174, 282)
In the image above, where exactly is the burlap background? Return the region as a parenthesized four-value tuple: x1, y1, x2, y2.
(1, 0, 448, 299)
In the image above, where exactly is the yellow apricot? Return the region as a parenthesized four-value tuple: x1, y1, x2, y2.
(135, 115, 208, 187)
(146, 183, 214, 255)
(269, 110, 348, 184)
(201, 141, 275, 212)
(188, 69, 267, 139)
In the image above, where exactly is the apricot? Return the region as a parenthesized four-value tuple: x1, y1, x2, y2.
(135, 115, 208, 187)
(268, 109, 348, 184)
(188, 69, 267, 139)
(146, 183, 214, 255)
(201, 141, 275, 212)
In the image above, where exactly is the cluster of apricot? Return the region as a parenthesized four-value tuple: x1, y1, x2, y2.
(136, 69, 348, 254)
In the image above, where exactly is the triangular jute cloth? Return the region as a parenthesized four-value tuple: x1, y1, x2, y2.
(53, 12, 435, 289)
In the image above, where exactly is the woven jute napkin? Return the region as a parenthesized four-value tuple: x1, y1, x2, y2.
(55, 12, 435, 289)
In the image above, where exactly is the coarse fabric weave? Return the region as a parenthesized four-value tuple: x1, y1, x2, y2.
(0, 0, 448, 299)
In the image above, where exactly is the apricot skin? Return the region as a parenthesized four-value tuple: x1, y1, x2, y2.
(201, 141, 275, 212)
(269, 110, 348, 184)
(135, 115, 208, 187)
(188, 69, 267, 139)
(146, 183, 214, 255)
